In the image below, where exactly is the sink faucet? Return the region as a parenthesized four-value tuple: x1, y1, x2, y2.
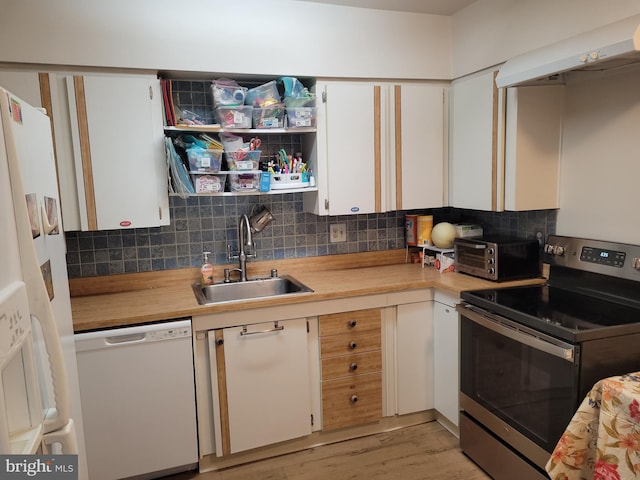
(226, 214, 255, 282)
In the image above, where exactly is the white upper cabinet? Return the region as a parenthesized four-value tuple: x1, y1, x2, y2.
(62, 73, 169, 231)
(397, 83, 445, 211)
(449, 70, 501, 211)
(503, 86, 564, 211)
(449, 68, 564, 212)
(306, 81, 444, 215)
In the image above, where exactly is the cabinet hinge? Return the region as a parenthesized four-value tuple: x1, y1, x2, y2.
(306, 320, 309, 333)
(322, 91, 327, 103)
(159, 206, 162, 219)
(324, 198, 329, 210)
(149, 85, 153, 100)
(311, 414, 314, 426)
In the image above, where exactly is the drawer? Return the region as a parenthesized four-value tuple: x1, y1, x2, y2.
(321, 350, 382, 381)
(322, 372, 382, 431)
(320, 328, 381, 358)
(319, 309, 381, 337)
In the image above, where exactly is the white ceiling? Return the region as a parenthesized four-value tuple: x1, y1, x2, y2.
(293, 0, 477, 15)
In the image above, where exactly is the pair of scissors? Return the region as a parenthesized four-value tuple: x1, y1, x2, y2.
(250, 137, 262, 151)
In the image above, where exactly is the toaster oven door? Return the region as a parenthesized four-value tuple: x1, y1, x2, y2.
(455, 241, 493, 280)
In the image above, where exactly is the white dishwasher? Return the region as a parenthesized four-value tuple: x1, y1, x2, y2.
(75, 319, 198, 480)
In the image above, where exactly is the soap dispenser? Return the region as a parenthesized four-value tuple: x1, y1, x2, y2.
(201, 251, 214, 285)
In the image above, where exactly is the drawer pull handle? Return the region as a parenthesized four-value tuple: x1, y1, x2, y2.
(347, 320, 357, 328)
(350, 395, 359, 403)
(348, 341, 357, 350)
(349, 362, 358, 371)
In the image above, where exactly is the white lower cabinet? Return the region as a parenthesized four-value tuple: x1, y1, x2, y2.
(433, 291, 460, 429)
(207, 318, 313, 455)
(394, 301, 434, 415)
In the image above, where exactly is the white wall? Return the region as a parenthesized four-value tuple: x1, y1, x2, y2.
(0, 0, 451, 80)
(556, 66, 640, 244)
(451, 0, 640, 78)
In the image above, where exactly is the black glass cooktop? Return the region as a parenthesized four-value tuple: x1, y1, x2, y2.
(461, 284, 640, 342)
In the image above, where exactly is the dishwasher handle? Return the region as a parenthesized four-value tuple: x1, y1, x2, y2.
(240, 321, 284, 336)
(105, 333, 146, 345)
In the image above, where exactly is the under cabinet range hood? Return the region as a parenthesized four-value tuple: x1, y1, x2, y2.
(496, 14, 640, 87)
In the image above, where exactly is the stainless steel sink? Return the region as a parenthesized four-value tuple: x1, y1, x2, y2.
(193, 275, 313, 305)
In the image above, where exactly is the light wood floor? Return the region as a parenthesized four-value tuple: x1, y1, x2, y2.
(164, 421, 491, 480)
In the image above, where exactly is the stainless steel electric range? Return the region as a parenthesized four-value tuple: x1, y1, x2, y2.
(456, 235, 640, 480)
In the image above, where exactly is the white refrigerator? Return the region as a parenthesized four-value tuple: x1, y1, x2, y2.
(0, 87, 88, 478)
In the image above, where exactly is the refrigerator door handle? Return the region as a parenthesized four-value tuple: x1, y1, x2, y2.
(40, 203, 59, 235)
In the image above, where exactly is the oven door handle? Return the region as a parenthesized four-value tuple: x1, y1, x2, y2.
(457, 304, 576, 362)
(455, 241, 486, 249)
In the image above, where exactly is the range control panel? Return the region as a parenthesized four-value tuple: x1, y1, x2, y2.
(580, 246, 626, 268)
(544, 235, 640, 280)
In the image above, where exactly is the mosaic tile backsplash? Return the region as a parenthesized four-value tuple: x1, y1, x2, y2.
(65, 196, 557, 278)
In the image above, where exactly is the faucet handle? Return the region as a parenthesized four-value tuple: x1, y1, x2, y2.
(226, 244, 238, 260)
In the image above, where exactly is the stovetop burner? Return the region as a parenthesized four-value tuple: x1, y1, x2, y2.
(462, 285, 640, 342)
(461, 235, 640, 343)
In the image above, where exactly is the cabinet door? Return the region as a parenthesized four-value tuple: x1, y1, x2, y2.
(317, 81, 377, 215)
(394, 84, 445, 210)
(395, 302, 434, 415)
(433, 299, 459, 427)
(313, 81, 445, 215)
(449, 69, 502, 211)
(503, 85, 563, 211)
(0, 70, 43, 107)
(217, 318, 312, 454)
(67, 74, 169, 230)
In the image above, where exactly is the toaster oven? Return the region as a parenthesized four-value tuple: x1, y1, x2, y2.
(454, 237, 540, 281)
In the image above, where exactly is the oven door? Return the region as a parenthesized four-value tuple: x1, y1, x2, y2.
(458, 304, 579, 468)
(454, 241, 492, 280)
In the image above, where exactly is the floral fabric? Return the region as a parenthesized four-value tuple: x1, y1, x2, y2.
(545, 372, 640, 480)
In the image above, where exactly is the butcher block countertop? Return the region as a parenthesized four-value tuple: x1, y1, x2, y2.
(70, 250, 545, 332)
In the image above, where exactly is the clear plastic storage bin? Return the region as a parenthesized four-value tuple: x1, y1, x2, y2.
(286, 107, 317, 128)
(187, 148, 223, 172)
(245, 81, 281, 107)
(191, 174, 226, 193)
(214, 106, 253, 128)
(252, 106, 285, 128)
(229, 172, 261, 192)
(210, 83, 247, 107)
(225, 150, 261, 171)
